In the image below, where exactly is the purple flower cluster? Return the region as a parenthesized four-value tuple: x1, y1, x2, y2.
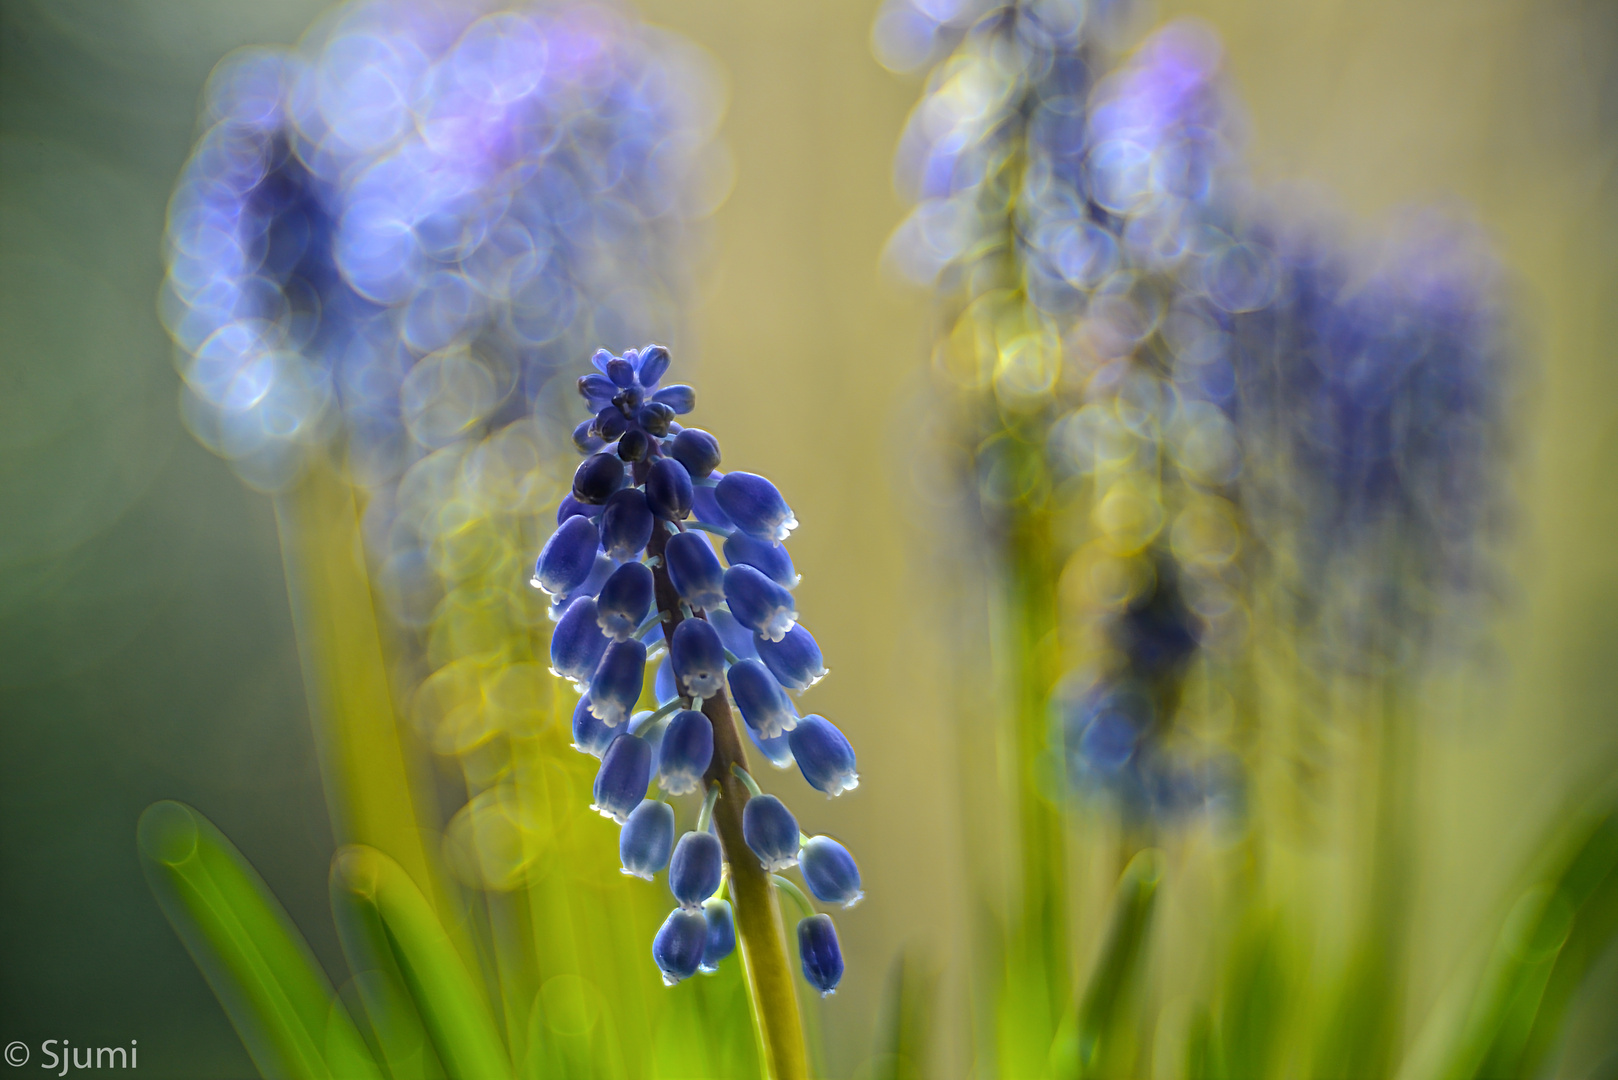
(161, 0, 722, 492)
(537, 346, 861, 992)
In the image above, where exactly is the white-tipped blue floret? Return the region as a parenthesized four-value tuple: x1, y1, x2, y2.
(668, 830, 723, 910)
(788, 715, 859, 797)
(715, 471, 796, 543)
(723, 564, 798, 643)
(551, 597, 610, 685)
(700, 898, 736, 972)
(728, 659, 799, 739)
(596, 560, 654, 641)
(800, 835, 864, 908)
(572, 693, 616, 757)
(588, 639, 647, 726)
(657, 710, 714, 796)
(741, 794, 800, 871)
(592, 733, 652, 823)
(797, 914, 844, 996)
(531, 515, 600, 597)
(665, 530, 726, 610)
(670, 618, 727, 699)
(756, 624, 828, 691)
(620, 799, 676, 879)
(653, 907, 708, 986)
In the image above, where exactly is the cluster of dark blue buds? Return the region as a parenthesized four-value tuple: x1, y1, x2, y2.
(532, 345, 862, 993)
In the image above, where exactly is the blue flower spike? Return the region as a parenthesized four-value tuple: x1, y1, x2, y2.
(597, 561, 655, 641)
(551, 597, 610, 686)
(728, 658, 799, 739)
(700, 898, 736, 973)
(800, 836, 864, 908)
(652, 908, 708, 986)
(724, 564, 798, 643)
(589, 639, 648, 726)
(756, 625, 828, 692)
(572, 693, 617, 758)
(658, 710, 714, 796)
(716, 472, 797, 543)
(646, 457, 694, 520)
(741, 791, 801, 871)
(671, 618, 727, 699)
(669, 830, 723, 910)
(530, 515, 600, 597)
(620, 800, 676, 880)
(592, 733, 653, 824)
(797, 914, 844, 997)
(601, 488, 654, 562)
(723, 533, 799, 588)
(788, 715, 860, 797)
(665, 531, 726, 610)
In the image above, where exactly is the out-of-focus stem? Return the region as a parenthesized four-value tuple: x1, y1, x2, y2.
(646, 524, 808, 1080)
(272, 462, 465, 963)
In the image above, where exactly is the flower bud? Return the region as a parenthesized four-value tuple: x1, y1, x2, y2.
(788, 715, 859, 797)
(700, 898, 735, 972)
(588, 639, 648, 726)
(578, 373, 616, 409)
(665, 531, 725, 610)
(715, 472, 796, 543)
(652, 384, 696, 414)
(671, 618, 727, 699)
(531, 515, 600, 597)
(755, 624, 827, 691)
(595, 406, 628, 442)
(596, 561, 654, 641)
(800, 836, 863, 907)
(658, 710, 714, 796)
(669, 830, 723, 909)
(606, 355, 637, 388)
(601, 487, 653, 562)
(573, 452, 627, 504)
(638, 401, 676, 437)
(617, 428, 651, 463)
(620, 799, 675, 879)
(572, 420, 605, 455)
(551, 597, 610, 685)
(742, 794, 800, 871)
(727, 658, 799, 739)
(592, 733, 652, 823)
(637, 343, 671, 387)
(709, 607, 759, 661)
(572, 693, 616, 757)
(797, 914, 844, 996)
(653, 907, 708, 986)
(645, 457, 694, 520)
(671, 428, 722, 477)
(724, 564, 798, 643)
(723, 533, 799, 588)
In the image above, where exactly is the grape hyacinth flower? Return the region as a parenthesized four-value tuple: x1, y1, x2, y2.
(536, 346, 864, 1039)
(797, 913, 845, 997)
(531, 516, 599, 597)
(800, 836, 864, 908)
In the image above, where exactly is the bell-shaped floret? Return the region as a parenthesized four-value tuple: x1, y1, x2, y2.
(671, 618, 727, 699)
(800, 836, 863, 907)
(728, 659, 799, 739)
(637, 343, 671, 387)
(709, 607, 759, 661)
(654, 652, 678, 703)
(723, 533, 799, 588)
(549, 554, 614, 621)
(620, 799, 676, 879)
(747, 724, 795, 769)
(601, 488, 653, 562)
(788, 715, 859, 797)
(551, 597, 610, 685)
(653, 908, 707, 986)
(652, 384, 696, 414)
(657, 710, 714, 796)
(588, 639, 648, 726)
(669, 830, 723, 909)
(715, 472, 796, 543)
(597, 561, 654, 641)
(756, 625, 827, 691)
(665, 531, 725, 610)
(700, 898, 736, 972)
(742, 794, 800, 871)
(797, 914, 844, 996)
(724, 565, 798, 643)
(670, 428, 722, 478)
(531, 516, 600, 597)
(572, 693, 617, 757)
(646, 457, 694, 520)
(693, 469, 734, 528)
(573, 452, 627, 504)
(592, 733, 652, 823)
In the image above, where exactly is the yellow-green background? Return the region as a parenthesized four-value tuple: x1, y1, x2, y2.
(2, 0, 1615, 1076)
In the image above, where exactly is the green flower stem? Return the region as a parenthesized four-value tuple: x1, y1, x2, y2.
(770, 875, 816, 921)
(331, 845, 515, 1080)
(647, 524, 808, 1080)
(137, 801, 383, 1080)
